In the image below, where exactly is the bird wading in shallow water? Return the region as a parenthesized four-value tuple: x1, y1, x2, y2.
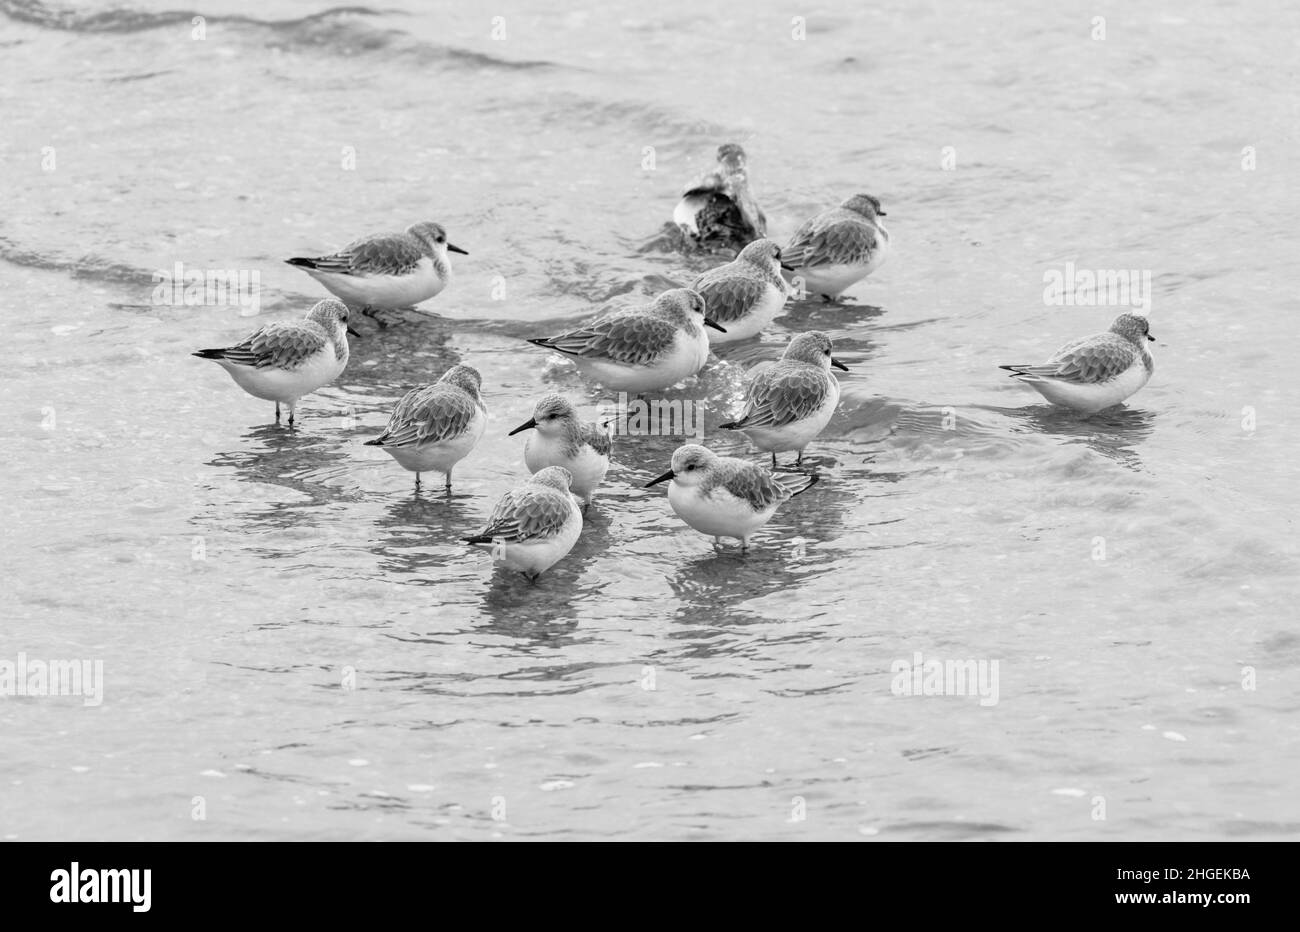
(999, 313, 1155, 415)
(645, 444, 819, 550)
(527, 289, 723, 393)
(783, 193, 890, 300)
(363, 364, 488, 492)
(286, 220, 467, 319)
(673, 143, 768, 251)
(464, 466, 584, 582)
(192, 298, 355, 427)
(691, 238, 794, 344)
(509, 394, 612, 513)
(720, 331, 848, 468)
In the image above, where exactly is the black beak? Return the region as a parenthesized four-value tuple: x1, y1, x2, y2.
(346, 326, 361, 337)
(645, 469, 674, 488)
(1147, 334, 1156, 342)
(447, 243, 469, 256)
(508, 417, 537, 436)
(877, 209, 887, 217)
(704, 319, 727, 333)
(780, 262, 797, 272)
(831, 357, 849, 371)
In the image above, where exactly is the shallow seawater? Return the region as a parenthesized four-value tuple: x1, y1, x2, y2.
(2, 0, 1298, 841)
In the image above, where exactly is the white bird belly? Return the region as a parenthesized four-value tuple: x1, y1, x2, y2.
(798, 260, 876, 298)
(739, 383, 838, 453)
(525, 435, 609, 500)
(489, 508, 582, 576)
(1027, 362, 1150, 414)
(668, 483, 775, 541)
(573, 331, 709, 392)
(309, 257, 443, 308)
(385, 408, 486, 473)
(673, 196, 708, 236)
(707, 285, 786, 345)
(219, 350, 345, 404)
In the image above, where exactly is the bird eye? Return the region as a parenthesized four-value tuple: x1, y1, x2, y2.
(686, 464, 695, 471)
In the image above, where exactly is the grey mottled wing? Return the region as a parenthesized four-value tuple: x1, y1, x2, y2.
(212, 321, 326, 369)
(537, 309, 677, 365)
(1013, 334, 1138, 384)
(579, 421, 612, 456)
(693, 271, 768, 324)
(309, 232, 424, 276)
(715, 462, 791, 510)
(783, 212, 878, 268)
(730, 364, 832, 429)
(478, 489, 572, 542)
(378, 384, 475, 447)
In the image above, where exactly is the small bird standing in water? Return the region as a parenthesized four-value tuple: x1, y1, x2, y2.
(464, 466, 584, 581)
(673, 143, 768, 251)
(364, 364, 487, 492)
(999, 313, 1156, 414)
(691, 238, 793, 344)
(782, 194, 890, 300)
(286, 220, 467, 316)
(720, 331, 848, 467)
(527, 289, 724, 393)
(192, 298, 353, 427)
(509, 394, 611, 513)
(646, 444, 819, 550)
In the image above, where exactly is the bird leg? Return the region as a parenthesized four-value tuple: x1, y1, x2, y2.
(414, 473, 422, 492)
(771, 452, 778, 469)
(360, 305, 390, 329)
(274, 403, 281, 423)
(444, 470, 453, 493)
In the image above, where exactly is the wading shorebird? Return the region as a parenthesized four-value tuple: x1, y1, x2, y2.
(363, 364, 487, 491)
(783, 194, 890, 300)
(464, 466, 583, 582)
(645, 444, 819, 550)
(720, 331, 848, 467)
(673, 143, 768, 250)
(691, 238, 794, 344)
(509, 394, 611, 513)
(999, 313, 1155, 414)
(286, 220, 467, 316)
(527, 289, 723, 393)
(192, 298, 354, 427)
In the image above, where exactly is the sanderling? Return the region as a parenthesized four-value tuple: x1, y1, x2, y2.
(463, 466, 583, 581)
(509, 394, 611, 512)
(645, 444, 819, 550)
(286, 220, 467, 313)
(691, 238, 794, 344)
(999, 313, 1155, 414)
(783, 194, 890, 300)
(673, 143, 767, 250)
(192, 298, 353, 426)
(527, 288, 723, 393)
(720, 331, 848, 467)
(363, 364, 487, 491)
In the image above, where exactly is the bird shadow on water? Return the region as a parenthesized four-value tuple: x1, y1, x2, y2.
(205, 424, 364, 521)
(999, 403, 1156, 469)
(368, 492, 481, 576)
